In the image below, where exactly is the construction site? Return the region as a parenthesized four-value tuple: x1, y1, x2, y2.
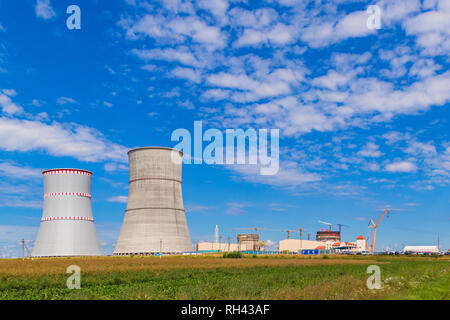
(196, 221, 373, 255)
(7, 146, 441, 259)
(1, 146, 448, 302)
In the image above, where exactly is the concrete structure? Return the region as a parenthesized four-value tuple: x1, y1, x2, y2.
(280, 235, 368, 253)
(355, 235, 367, 251)
(32, 169, 101, 257)
(196, 241, 254, 252)
(214, 225, 219, 243)
(279, 239, 325, 252)
(114, 147, 192, 255)
(403, 246, 440, 254)
(237, 233, 259, 251)
(316, 229, 341, 242)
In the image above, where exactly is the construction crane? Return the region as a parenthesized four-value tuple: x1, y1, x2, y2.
(284, 230, 299, 240)
(233, 227, 266, 234)
(318, 220, 334, 231)
(336, 223, 348, 233)
(336, 223, 348, 241)
(233, 228, 266, 251)
(368, 209, 390, 253)
(366, 234, 370, 252)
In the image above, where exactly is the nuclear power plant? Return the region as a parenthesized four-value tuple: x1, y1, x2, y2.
(19, 150, 441, 258)
(114, 147, 192, 255)
(32, 169, 102, 257)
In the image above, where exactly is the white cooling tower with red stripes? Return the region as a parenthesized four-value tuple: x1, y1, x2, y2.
(31, 169, 102, 257)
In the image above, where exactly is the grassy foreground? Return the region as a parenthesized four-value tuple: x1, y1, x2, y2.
(0, 255, 448, 300)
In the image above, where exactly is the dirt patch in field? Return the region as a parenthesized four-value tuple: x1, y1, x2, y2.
(0, 256, 385, 277)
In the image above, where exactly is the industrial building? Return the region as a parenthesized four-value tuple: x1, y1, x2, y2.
(279, 235, 367, 253)
(237, 234, 259, 250)
(25, 162, 417, 257)
(316, 229, 341, 242)
(197, 233, 368, 254)
(402, 246, 440, 254)
(32, 169, 102, 257)
(197, 233, 261, 252)
(114, 147, 192, 255)
(279, 239, 325, 252)
(196, 242, 249, 252)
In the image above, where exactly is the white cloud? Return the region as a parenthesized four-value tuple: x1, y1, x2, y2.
(103, 101, 113, 107)
(0, 117, 128, 163)
(104, 162, 128, 172)
(185, 204, 216, 213)
(0, 91, 23, 115)
(385, 161, 417, 173)
(206, 68, 302, 102)
(161, 0, 195, 14)
(402, 0, 450, 55)
(409, 59, 442, 79)
(0, 162, 42, 179)
(114, 1, 450, 192)
(197, 0, 229, 20)
(358, 142, 383, 158)
(201, 89, 230, 101)
(31, 99, 42, 107)
(312, 70, 354, 90)
(2, 89, 17, 97)
(169, 16, 226, 48)
(301, 10, 376, 48)
(107, 196, 128, 203)
(122, 14, 226, 49)
(171, 67, 202, 83)
(35, 0, 56, 20)
(377, 0, 421, 24)
(234, 23, 296, 47)
(0, 225, 38, 243)
(229, 7, 278, 28)
(56, 97, 78, 105)
(121, 15, 171, 40)
(228, 159, 321, 187)
(141, 64, 157, 72)
(225, 202, 252, 216)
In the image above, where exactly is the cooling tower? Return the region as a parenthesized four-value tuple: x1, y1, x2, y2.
(32, 169, 102, 257)
(114, 147, 192, 255)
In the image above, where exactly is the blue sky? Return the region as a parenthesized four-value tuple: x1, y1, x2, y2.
(0, 0, 449, 257)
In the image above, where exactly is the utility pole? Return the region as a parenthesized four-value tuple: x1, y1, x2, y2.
(160, 239, 162, 259)
(298, 228, 303, 250)
(22, 239, 25, 260)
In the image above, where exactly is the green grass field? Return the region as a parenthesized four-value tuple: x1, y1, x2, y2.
(0, 255, 448, 300)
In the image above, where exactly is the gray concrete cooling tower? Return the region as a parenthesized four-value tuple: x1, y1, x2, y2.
(114, 147, 192, 255)
(32, 169, 102, 257)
